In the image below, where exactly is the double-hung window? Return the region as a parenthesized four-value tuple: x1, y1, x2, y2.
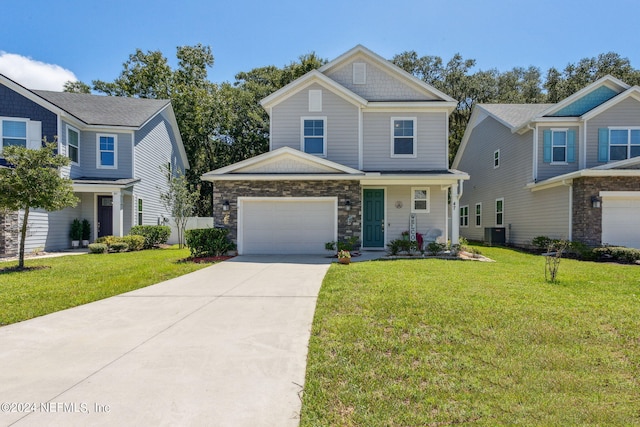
(460, 205, 469, 227)
(552, 130, 567, 163)
(67, 126, 79, 164)
(475, 203, 482, 227)
(97, 134, 117, 168)
(543, 128, 575, 164)
(138, 198, 143, 225)
(496, 198, 504, 226)
(301, 118, 326, 156)
(493, 150, 500, 168)
(411, 187, 429, 213)
(609, 129, 640, 161)
(391, 117, 416, 157)
(2, 119, 27, 150)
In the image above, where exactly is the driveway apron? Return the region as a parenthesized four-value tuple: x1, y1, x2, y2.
(0, 255, 331, 427)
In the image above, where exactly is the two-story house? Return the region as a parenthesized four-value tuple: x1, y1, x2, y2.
(453, 75, 640, 249)
(0, 74, 189, 256)
(201, 45, 468, 255)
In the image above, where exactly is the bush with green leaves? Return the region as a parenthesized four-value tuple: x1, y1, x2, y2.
(88, 243, 108, 254)
(427, 242, 447, 256)
(387, 239, 418, 256)
(129, 225, 171, 249)
(121, 235, 145, 251)
(95, 235, 123, 247)
(185, 227, 236, 257)
(109, 242, 129, 252)
(594, 246, 640, 263)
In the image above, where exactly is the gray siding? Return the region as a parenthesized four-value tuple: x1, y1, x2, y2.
(271, 83, 359, 169)
(458, 116, 570, 246)
(20, 196, 87, 252)
(60, 121, 82, 179)
(536, 125, 580, 181)
(77, 130, 133, 179)
(325, 58, 436, 101)
(586, 97, 640, 168)
(362, 111, 447, 170)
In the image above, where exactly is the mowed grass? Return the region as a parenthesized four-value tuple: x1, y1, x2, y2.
(0, 248, 212, 326)
(301, 247, 640, 426)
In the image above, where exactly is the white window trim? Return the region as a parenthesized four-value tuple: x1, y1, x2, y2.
(608, 127, 640, 161)
(390, 117, 417, 158)
(66, 125, 80, 165)
(96, 133, 117, 169)
(308, 90, 322, 112)
(550, 128, 568, 165)
(300, 116, 327, 157)
(137, 197, 143, 225)
(460, 205, 469, 228)
(495, 197, 504, 227)
(410, 187, 430, 213)
(0, 117, 29, 152)
(475, 203, 482, 228)
(493, 149, 500, 169)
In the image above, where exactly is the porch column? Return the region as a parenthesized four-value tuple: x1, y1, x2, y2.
(450, 182, 460, 245)
(112, 190, 124, 237)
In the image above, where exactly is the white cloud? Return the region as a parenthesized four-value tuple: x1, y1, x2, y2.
(0, 52, 78, 91)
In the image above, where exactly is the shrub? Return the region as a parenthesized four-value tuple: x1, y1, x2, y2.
(427, 242, 446, 256)
(532, 236, 553, 252)
(594, 246, 640, 263)
(95, 235, 123, 247)
(121, 235, 145, 251)
(109, 242, 129, 252)
(185, 228, 236, 258)
(88, 243, 108, 254)
(387, 239, 418, 256)
(130, 225, 171, 249)
(567, 241, 596, 261)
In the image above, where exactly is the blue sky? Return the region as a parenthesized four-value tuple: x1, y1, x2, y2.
(2, 0, 639, 90)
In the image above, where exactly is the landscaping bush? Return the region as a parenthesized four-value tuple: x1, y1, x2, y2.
(109, 242, 129, 252)
(95, 235, 124, 247)
(427, 241, 446, 256)
(88, 243, 108, 254)
(185, 227, 236, 257)
(387, 239, 418, 256)
(130, 225, 171, 249)
(594, 246, 640, 263)
(121, 235, 145, 251)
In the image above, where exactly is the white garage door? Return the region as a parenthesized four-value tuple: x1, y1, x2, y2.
(239, 198, 337, 255)
(602, 192, 640, 249)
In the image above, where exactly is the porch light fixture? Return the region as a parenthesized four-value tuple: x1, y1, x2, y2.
(345, 200, 351, 211)
(222, 200, 230, 211)
(591, 196, 601, 209)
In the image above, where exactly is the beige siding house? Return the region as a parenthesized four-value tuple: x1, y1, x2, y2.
(202, 45, 469, 255)
(453, 75, 640, 249)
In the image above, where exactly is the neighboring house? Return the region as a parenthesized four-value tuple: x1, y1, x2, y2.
(0, 74, 189, 256)
(453, 75, 640, 249)
(201, 45, 468, 255)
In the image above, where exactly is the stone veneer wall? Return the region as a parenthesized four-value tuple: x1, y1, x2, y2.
(0, 211, 19, 257)
(572, 176, 640, 246)
(212, 180, 361, 246)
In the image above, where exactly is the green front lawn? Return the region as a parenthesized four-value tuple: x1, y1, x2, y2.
(301, 247, 640, 426)
(0, 248, 212, 326)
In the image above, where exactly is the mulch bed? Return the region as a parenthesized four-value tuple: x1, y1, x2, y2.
(181, 256, 235, 264)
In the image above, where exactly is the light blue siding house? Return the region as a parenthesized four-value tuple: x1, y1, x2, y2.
(0, 74, 189, 256)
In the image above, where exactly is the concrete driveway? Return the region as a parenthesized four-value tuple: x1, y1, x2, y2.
(0, 255, 332, 427)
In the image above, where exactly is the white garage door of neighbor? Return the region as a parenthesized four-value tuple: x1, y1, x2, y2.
(240, 198, 336, 254)
(602, 193, 640, 249)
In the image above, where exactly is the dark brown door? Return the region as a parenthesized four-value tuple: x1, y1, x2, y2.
(97, 196, 113, 237)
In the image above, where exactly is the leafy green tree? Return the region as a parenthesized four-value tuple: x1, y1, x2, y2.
(63, 81, 91, 93)
(0, 142, 78, 269)
(159, 165, 200, 249)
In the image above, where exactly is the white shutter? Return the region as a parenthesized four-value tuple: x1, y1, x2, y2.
(309, 90, 322, 112)
(27, 121, 42, 150)
(353, 62, 366, 84)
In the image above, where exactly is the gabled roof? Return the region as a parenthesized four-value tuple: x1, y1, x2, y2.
(34, 90, 171, 128)
(581, 86, 640, 120)
(319, 45, 457, 103)
(480, 104, 553, 131)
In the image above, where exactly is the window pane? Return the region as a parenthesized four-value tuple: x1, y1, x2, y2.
(69, 145, 78, 163)
(630, 145, 640, 158)
(631, 130, 640, 145)
(68, 129, 79, 147)
(3, 138, 26, 147)
(414, 200, 427, 211)
(610, 130, 628, 145)
(100, 136, 114, 151)
(497, 213, 503, 225)
(304, 120, 323, 136)
(552, 131, 566, 146)
(3, 121, 26, 138)
(394, 138, 413, 155)
(610, 146, 627, 161)
(414, 189, 427, 200)
(496, 200, 503, 211)
(304, 137, 324, 154)
(553, 147, 566, 162)
(394, 120, 413, 137)
(101, 151, 114, 166)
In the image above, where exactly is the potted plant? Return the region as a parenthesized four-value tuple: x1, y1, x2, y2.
(69, 218, 82, 248)
(337, 249, 351, 264)
(401, 230, 410, 241)
(81, 219, 91, 247)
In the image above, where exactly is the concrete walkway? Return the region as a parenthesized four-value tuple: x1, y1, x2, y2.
(0, 255, 334, 427)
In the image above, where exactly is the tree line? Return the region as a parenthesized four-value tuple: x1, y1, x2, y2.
(64, 45, 640, 215)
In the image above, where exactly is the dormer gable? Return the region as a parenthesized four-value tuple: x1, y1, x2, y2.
(541, 75, 629, 117)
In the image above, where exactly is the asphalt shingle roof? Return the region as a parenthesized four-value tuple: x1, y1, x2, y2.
(480, 103, 553, 130)
(33, 90, 170, 128)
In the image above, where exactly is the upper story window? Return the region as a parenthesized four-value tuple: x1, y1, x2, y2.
(493, 149, 500, 168)
(97, 134, 117, 169)
(609, 128, 640, 161)
(2, 119, 27, 150)
(391, 117, 416, 158)
(411, 187, 430, 213)
(301, 117, 326, 156)
(552, 130, 567, 162)
(67, 126, 79, 164)
(543, 129, 575, 164)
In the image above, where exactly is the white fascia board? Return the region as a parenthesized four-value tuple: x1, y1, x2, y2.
(452, 107, 488, 169)
(600, 191, 640, 199)
(593, 155, 640, 170)
(527, 169, 640, 191)
(202, 174, 363, 182)
(580, 87, 640, 121)
(157, 103, 190, 169)
(360, 171, 469, 186)
(260, 70, 366, 110)
(364, 102, 457, 114)
(73, 183, 133, 193)
(530, 117, 580, 125)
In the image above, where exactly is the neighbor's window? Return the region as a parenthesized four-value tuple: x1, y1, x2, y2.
(609, 128, 640, 161)
(411, 187, 429, 213)
(97, 134, 117, 168)
(552, 130, 567, 163)
(494, 150, 500, 168)
(391, 118, 416, 157)
(301, 118, 326, 156)
(496, 198, 504, 226)
(460, 205, 469, 227)
(67, 126, 79, 164)
(475, 203, 482, 227)
(138, 198, 143, 225)
(2, 119, 27, 149)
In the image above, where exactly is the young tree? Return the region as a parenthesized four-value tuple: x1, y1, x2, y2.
(0, 142, 78, 269)
(158, 165, 199, 249)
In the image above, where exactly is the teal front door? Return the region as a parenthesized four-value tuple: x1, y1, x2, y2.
(363, 189, 384, 247)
